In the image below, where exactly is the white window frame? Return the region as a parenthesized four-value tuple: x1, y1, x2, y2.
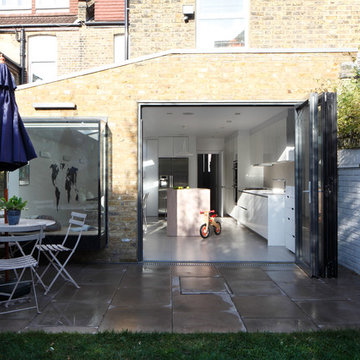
(196, 0, 249, 50)
(0, 0, 31, 13)
(28, 35, 57, 83)
(35, 0, 69, 13)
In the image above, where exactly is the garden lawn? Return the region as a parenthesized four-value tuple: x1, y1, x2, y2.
(0, 330, 360, 360)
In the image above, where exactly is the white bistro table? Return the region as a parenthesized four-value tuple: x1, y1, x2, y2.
(0, 218, 55, 232)
(0, 218, 55, 281)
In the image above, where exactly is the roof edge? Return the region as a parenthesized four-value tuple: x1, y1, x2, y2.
(17, 47, 358, 91)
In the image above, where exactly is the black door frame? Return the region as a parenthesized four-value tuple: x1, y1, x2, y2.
(295, 93, 338, 278)
(137, 100, 338, 267)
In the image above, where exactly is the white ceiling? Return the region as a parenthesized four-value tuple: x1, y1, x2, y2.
(142, 105, 291, 137)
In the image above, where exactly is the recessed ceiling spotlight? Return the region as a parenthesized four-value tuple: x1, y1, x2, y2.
(182, 112, 194, 115)
(181, 125, 187, 129)
(226, 120, 232, 123)
(234, 112, 241, 115)
(166, 112, 173, 115)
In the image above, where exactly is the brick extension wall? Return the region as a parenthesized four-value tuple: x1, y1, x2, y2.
(15, 50, 355, 262)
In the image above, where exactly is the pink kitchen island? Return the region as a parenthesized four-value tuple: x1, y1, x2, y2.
(167, 188, 210, 237)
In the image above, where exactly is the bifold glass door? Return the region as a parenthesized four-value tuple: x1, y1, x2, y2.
(295, 93, 337, 278)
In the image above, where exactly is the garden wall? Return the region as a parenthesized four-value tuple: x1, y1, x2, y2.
(338, 149, 360, 274)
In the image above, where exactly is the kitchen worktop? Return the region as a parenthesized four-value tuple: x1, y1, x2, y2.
(241, 189, 285, 197)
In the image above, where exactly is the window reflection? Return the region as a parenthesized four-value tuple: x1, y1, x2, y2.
(8, 121, 107, 245)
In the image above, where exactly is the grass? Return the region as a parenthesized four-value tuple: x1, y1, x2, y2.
(0, 330, 360, 360)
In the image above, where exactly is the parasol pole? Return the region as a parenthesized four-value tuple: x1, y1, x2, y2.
(0, 54, 9, 280)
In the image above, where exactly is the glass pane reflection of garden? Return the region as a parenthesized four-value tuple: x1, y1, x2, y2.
(8, 120, 107, 243)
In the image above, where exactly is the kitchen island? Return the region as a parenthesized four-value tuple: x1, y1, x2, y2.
(167, 188, 210, 236)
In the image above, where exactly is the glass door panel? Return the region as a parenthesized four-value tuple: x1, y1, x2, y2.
(295, 93, 337, 278)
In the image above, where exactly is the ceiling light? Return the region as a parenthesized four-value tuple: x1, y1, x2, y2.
(166, 112, 173, 115)
(182, 112, 194, 115)
(226, 120, 232, 123)
(234, 112, 241, 115)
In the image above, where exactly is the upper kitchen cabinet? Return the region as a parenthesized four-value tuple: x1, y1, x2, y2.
(250, 109, 295, 166)
(158, 136, 189, 157)
(250, 130, 264, 166)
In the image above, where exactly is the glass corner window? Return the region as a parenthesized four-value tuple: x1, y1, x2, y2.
(8, 119, 108, 250)
(197, 0, 247, 49)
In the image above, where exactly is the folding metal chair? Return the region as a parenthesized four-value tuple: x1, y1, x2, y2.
(0, 224, 44, 315)
(36, 212, 87, 295)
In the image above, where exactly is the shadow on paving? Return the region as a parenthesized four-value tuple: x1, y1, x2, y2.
(1, 263, 360, 333)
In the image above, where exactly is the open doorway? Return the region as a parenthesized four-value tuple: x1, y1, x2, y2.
(140, 102, 297, 262)
(198, 154, 221, 214)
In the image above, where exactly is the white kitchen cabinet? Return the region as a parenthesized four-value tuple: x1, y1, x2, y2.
(173, 136, 189, 156)
(284, 186, 295, 253)
(250, 131, 263, 165)
(158, 137, 174, 157)
(158, 136, 189, 157)
(238, 190, 285, 245)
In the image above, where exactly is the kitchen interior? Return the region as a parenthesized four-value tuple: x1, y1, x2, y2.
(142, 105, 296, 262)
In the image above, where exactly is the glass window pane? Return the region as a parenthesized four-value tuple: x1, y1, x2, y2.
(36, 0, 69, 9)
(30, 62, 57, 82)
(114, 34, 125, 63)
(197, 19, 246, 48)
(0, 0, 31, 10)
(9, 122, 102, 237)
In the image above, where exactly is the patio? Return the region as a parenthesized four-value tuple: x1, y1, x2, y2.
(1, 262, 360, 333)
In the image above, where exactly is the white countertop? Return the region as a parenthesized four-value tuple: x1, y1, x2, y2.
(242, 189, 285, 197)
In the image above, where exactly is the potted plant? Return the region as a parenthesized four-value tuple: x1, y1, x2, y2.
(0, 196, 27, 225)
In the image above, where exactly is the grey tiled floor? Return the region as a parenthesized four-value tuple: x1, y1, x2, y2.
(1, 263, 360, 333)
(144, 217, 295, 262)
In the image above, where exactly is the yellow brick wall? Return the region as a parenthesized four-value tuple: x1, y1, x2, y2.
(129, 0, 360, 57)
(15, 50, 354, 261)
(250, 0, 360, 48)
(129, 0, 196, 58)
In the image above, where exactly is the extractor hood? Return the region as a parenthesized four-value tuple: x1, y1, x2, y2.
(277, 146, 295, 162)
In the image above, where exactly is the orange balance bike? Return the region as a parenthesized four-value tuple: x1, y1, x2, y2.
(199, 210, 221, 239)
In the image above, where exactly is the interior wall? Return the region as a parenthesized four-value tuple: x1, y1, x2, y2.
(143, 138, 159, 217)
(263, 162, 295, 188)
(223, 134, 236, 215)
(196, 137, 225, 153)
(10, 130, 99, 226)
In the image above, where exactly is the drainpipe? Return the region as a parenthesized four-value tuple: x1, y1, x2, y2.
(125, 0, 129, 60)
(15, 28, 26, 84)
(20, 29, 26, 84)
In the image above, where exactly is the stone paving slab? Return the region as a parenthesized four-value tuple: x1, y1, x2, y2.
(0, 263, 359, 333)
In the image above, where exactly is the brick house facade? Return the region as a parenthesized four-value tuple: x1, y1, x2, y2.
(0, 0, 125, 84)
(5, 0, 360, 263)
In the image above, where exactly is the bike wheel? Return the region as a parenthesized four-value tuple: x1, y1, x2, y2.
(200, 224, 210, 238)
(213, 221, 222, 235)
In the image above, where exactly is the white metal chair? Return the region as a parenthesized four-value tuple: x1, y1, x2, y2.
(0, 224, 44, 315)
(36, 212, 87, 295)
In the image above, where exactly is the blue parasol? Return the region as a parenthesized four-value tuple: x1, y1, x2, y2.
(0, 61, 37, 171)
(0, 56, 37, 287)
